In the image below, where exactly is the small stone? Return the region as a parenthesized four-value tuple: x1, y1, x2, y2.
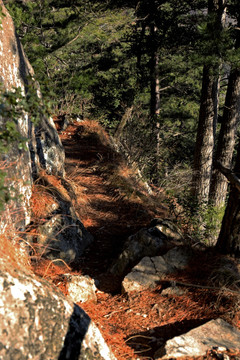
(161, 286, 186, 296)
(65, 274, 97, 303)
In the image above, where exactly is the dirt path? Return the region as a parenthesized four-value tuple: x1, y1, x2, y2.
(60, 119, 166, 293)
(56, 120, 239, 360)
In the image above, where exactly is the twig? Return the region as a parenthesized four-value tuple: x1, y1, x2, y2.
(103, 307, 130, 319)
(162, 279, 240, 295)
(125, 335, 154, 342)
(43, 259, 71, 278)
(134, 345, 152, 354)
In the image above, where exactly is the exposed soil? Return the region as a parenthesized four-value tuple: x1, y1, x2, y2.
(36, 118, 240, 360)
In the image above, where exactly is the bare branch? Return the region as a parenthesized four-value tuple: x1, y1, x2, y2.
(216, 161, 240, 192)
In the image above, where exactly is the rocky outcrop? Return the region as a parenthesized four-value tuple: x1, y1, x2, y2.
(0, 258, 116, 360)
(110, 220, 182, 277)
(0, 2, 92, 262)
(0, 0, 64, 230)
(26, 172, 93, 264)
(0, 7, 104, 357)
(122, 246, 193, 293)
(155, 318, 240, 359)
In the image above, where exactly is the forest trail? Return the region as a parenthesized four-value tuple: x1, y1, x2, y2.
(60, 119, 166, 293)
(50, 119, 239, 360)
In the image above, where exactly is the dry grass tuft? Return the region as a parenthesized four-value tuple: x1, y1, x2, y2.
(32, 258, 70, 279)
(0, 231, 31, 273)
(30, 184, 58, 220)
(80, 119, 110, 145)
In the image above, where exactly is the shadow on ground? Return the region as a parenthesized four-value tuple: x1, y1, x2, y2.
(60, 121, 166, 293)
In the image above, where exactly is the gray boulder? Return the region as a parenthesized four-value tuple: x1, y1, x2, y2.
(28, 201, 93, 264)
(0, 257, 116, 360)
(155, 318, 240, 359)
(122, 246, 193, 293)
(150, 218, 182, 241)
(110, 226, 176, 277)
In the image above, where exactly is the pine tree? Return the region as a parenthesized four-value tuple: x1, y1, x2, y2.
(215, 4, 240, 256)
(191, 0, 227, 204)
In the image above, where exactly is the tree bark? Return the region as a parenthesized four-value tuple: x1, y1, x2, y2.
(209, 68, 240, 206)
(209, 4, 240, 207)
(215, 10, 240, 256)
(191, 0, 226, 204)
(191, 64, 216, 203)
(215, 161, 240, 192)
(216, 140, 240, 257)
(149, 24, 160, 119)
(149, 23, 162, 175)
(136, 22, 146, 87)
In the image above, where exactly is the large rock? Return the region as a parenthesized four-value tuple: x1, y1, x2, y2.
(155, 318, 240, 359)
(0, 258, 116, 360)
(0, 2, 92, 263)
(122, 246, 193, 293)
(0, 0, 64, 231)
(110, 224, 179, 277)
(28, 172, 93, 263)
(27, 194, 93, 264)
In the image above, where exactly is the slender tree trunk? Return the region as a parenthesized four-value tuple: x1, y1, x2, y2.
(191, 64, 216, 203)
(216, 138, 240, 256)
(209, 6, 240, 207)
(215, 11, 240, 256)
(209, 69, 240, 206)
(149, 24, 161, 176)
(149, 24, 160, 119)
(191, 0, 226, 204)
(136, 23, 146, 87)
(155, 52, 161, 167)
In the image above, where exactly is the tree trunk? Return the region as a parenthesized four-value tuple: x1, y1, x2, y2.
(149, 24, 160, 119)
(209, 6, 240, 207)
(215, 10, 240, 257)
(209, 68, 240, 206)
(216, 139, 240, 256)
(191, 64, 216, 203)
(136, 23, 146, 87)
(149, 23, 161, 176)
(191, 0, 226, 204)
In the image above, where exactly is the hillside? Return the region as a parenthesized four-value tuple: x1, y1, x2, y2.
(32, 118, 240, 360)
(1, 1, 240, 358)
